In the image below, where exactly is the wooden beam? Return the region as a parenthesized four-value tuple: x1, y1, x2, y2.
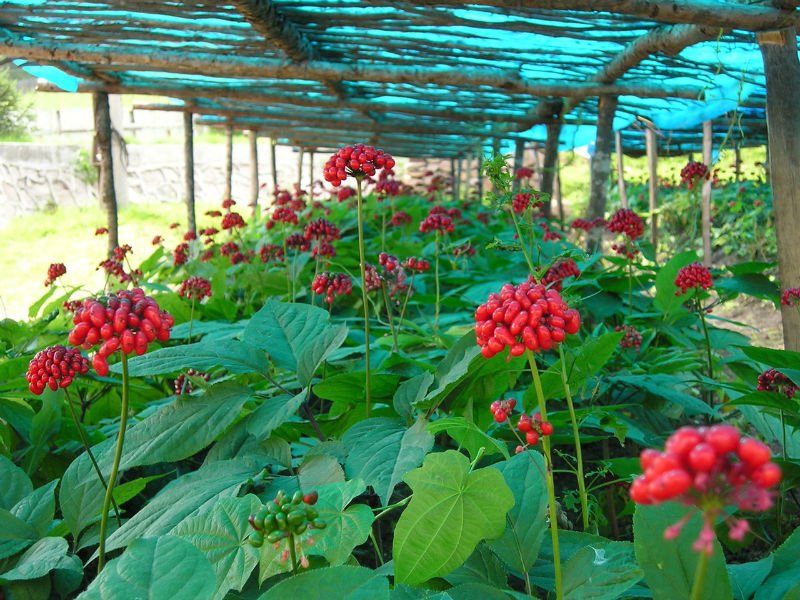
(231, 0, 317, 61)
(701, 120, 713, 266)
(615, 131, 629, 208)
(7, 40, 704, 99)
(92, 92, 118, 256)
(759, 28, 800, 350)
(413, 1, 798, 30)
(587, 95, 618, 252)
(646, 126, 659, 249)
(184, 111, 196, 234)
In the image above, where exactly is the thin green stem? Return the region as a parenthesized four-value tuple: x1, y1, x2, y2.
(526, 351, 563, 600)
(382, 286, 399, 352)
(373, 496, 411, 520)
(689, 547, 711, 600)
(558, 344, 589, 531)
(434, 231, 441, 332)
(355, 178, 372, 416)
(627, 260, 634, 316)
(64, 389, 120, 526)
(97, 353, 130, 573)
(697, 294, 714, 412)
(187, 298, 195, 344)
(510, 209, 535, 273)
(288, 534, 299, 576)
(369, 529, 385, 566)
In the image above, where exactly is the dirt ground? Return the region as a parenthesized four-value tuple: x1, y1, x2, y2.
(714, 295, 784, 349)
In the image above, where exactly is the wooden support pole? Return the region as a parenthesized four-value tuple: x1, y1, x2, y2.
(450, 158, 457, 202)
(92, 92, 118, 256)
(183, 112, 196, 234)
(464, 152, 473, 201)
(760, 28, 800, 350)
(224, 123, 233, 201)
(513, 139, 525, 192)
(615, 130, 629, 208)
(734, 144, 742, 181)
(270, 139, 278, 193)
(249, 130, 259, 212)
(587, 95, 618, 252)
(308, 151, 314, 191)
(555, 154, 564, 227)
(476, 146, 484, 200)
(455, 157, 463, 201)
(541, 121, 562, 219)
(646, 126, 659, 250)
(296, 147, 304, 193)
(701, 120, 713, 266)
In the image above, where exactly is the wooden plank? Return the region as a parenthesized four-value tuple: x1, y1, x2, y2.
(231, 0, 317, 61)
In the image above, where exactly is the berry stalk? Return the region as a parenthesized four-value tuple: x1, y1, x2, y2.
(689, 544, 710, 600)
(355, 177, 372, 415)
(527, 350, 563, 600)
(434, 231, 441, 332)
(558, 344, 589, 531)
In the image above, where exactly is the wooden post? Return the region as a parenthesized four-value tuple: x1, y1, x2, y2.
(701, 120, 713, 266)
(760, 28, 800, 350)
(296, 147, 304, 192)
(223, 123, 233, 201)
(464, 152, 473, 201)
(308, 151, 314, 192)
(270, 139, 278, 193)
(455, 157, 463, 201)
(555, 154, 564, 227)
(587, 95, 618, 251)
(734, 144, 742, 181)
(183, 111, 196, 234)
(490, 138, 500, 194)
(513, 139, 525, 192)
(476, 146, 484, 200)
(92, 92, 118, 256)
(646, 126, 659, 250)
(615, 130, 629, 208)
(249, 130, 259, 212)
(541, 121, 562, 219)
(450, 158, 457, 201)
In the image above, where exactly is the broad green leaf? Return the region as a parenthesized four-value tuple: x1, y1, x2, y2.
(0, 455, 32, 510)
(299, 454, 345, 489)
(79, 536, 216, 600)
(755, 527, 800, 600)
(0, 537, 80, 584)
(0, 508, 38, 560)
(311, 479, 375, 566)
(257, 565, 389, 600)
(427, 417, 509, 460)
(610, 374, 716, 416)
(11, 480, 58, 537)
(445, 543, 508, 589)
(716, 273, 779, 301)
(740, 346, 800, 370)
(729, 555, 773, 600)
(394, 372, 434, 421)
(343, 417, 434, 505)
(562, 541, 643, 599)
(243, 298, 348, 386)
(100, 459, 258, 556)
(245, 390, 306, 440)
(634, 503, 731, 600)
(0, 396, 34, 441)
(487, 450, 548, 573)
(423, 332, 482, 404)
(391, 585, 453, 600)
(21, 389, 61, 474)
(446, 583, 522, 600)
(314, 372, 401, 404)
(654, 251, 699, 317)
(118, 338, 269, 376)
(393, 451, 514, 585)
(173, 495, 261, 600)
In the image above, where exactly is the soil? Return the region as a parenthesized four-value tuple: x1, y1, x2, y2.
(713, 295, 784, 349)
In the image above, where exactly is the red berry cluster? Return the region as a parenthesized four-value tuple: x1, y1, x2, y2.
(26, 345, 89, 395)
(206, 210, 223, 218)
(222, 212, 246, 230)
(419, 213, 454, 234)
(475, 280, 580, 359)
(45, 263, 67, 287)
(285, 234, 311, 252)
(680, 161, 709, 189)
(220, 241, 240, 257)
(402, 256, 430, 272)
(173, 368, 210, 395)
(452, 243, 475, 258)
(260, 244, 285, 263)
(489, 398, 516, 423)
(512, 193, 532, 214)
(780, 287, 800, 307)
(515, 167, 534, 180)
(611, 240, 640, 260)
(571, 217, 606, 232)
(201, 227, 219, 237)
(323, 144, 395, 186)
(68, 288, 174, 376)
(222, 199, 236, 209)
(152, 235, 163, 245)
(178, 276, 212, 301)
(184, 231, 197, 242)
(515, 411, 554, 449)
(304, 219, 340, 242)
(629, 425, 781, 553)
(336, 186, 356, 202)
(615, 324, 642, 351)
(311, 272, 353, 304)
(271, 207, 298, 226)
(757, 368, 798, 398)
(390, 211, 412, 227)
(606, 209, 644, 240)
(169, 222, 180, 229)
(363, 264, 384, 292)
(540, 222, 562, 241)
(541, 258, 580, 291)
(375, 170, 401, 197)
(174, 243, 189, 266)
(476, 212, 490, 225)
(274, 190, 292, 206)
(95, 227, 109, 236)
(312, 241, 336, 259)
(199, 248, 215, 262)
(674, 262, 713, 296)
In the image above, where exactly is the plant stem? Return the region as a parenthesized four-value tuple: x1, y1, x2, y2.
(382, 286, 399, 353)
(97, 353, 130, 573)
(696, 294, 714, 411)
(434, 231, 441, 333)
(64, 389, 121, 526)
(526, 351, 563, 600)
(510, 209, 535, 273)
(288, 534, 299, 575)
(369, 529, 385, 566)
(355, 178, 372, 416)
(689, 548, 710, 600)
(187, 298, 195, 344)
(558, 344, 589, 531)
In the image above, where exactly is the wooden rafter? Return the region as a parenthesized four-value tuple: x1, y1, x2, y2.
(231, 0, 317, 61)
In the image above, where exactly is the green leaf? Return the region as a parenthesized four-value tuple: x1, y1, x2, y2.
(11, 480, 58, 537)
(0, 455, 32, 510)
(0, 508, 38, 560)
(245, 390, 306, 440)
(314, 372, 401, 404)
(610, 374, 716, 416)
(634, 503, 731, 600)
(445, 543, 508, 589)
(311, 479, 375, 566)
(654, 251, 699, 317)
(427, 417, 509, 460)
(393, 450, 514, 585)
(21, 389, 61, 474)
(728, 555, 773, 600)
(173, 495, 261, 600)
(0, 396, 34, 441)
(257, 565, 389, 600)
(487, 450, 547, 574)
(299, 454, 345, 489)
(755, 527, 800, 600)
(716, 273, 778, 302)
(423, 333, 482, 404)
(445, 583, 522, 600)
(59, 453, 105, 539)
(79, 536, 216, 600)
(118, 339, 269, 376)
(0, 537, 80, 584)
(100, 459, 258, 556)
(740, 346, 800, 370)
(343, 417, 434, 505)
(243, 298, 348, 386)
(562, 541, 643, 599)
(394, 372, 434, 421)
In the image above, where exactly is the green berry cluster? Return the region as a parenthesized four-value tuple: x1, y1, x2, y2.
(248, 490, 325, 548)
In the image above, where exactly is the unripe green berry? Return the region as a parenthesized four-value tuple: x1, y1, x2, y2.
(266, 530, 283, 544)
(249, 531, 264, 547)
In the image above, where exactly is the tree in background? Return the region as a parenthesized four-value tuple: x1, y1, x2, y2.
(0, 65, 31, 139)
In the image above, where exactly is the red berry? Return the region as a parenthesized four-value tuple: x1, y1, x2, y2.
(688, 443, 718, 473)
(705, 424, 740, 455)
(649, 469, 691, 501)
(737, 438, 772, 468)
(665, 427, 704, 458)
(540, 421, 554, 436)
(750, 462, 781, 488)
(303, 492, 319, 505)
(629, 476, 652, 504)
(525, 431, 539, 445)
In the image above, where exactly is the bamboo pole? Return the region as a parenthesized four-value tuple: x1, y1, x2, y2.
(270, 138, 278, 193)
